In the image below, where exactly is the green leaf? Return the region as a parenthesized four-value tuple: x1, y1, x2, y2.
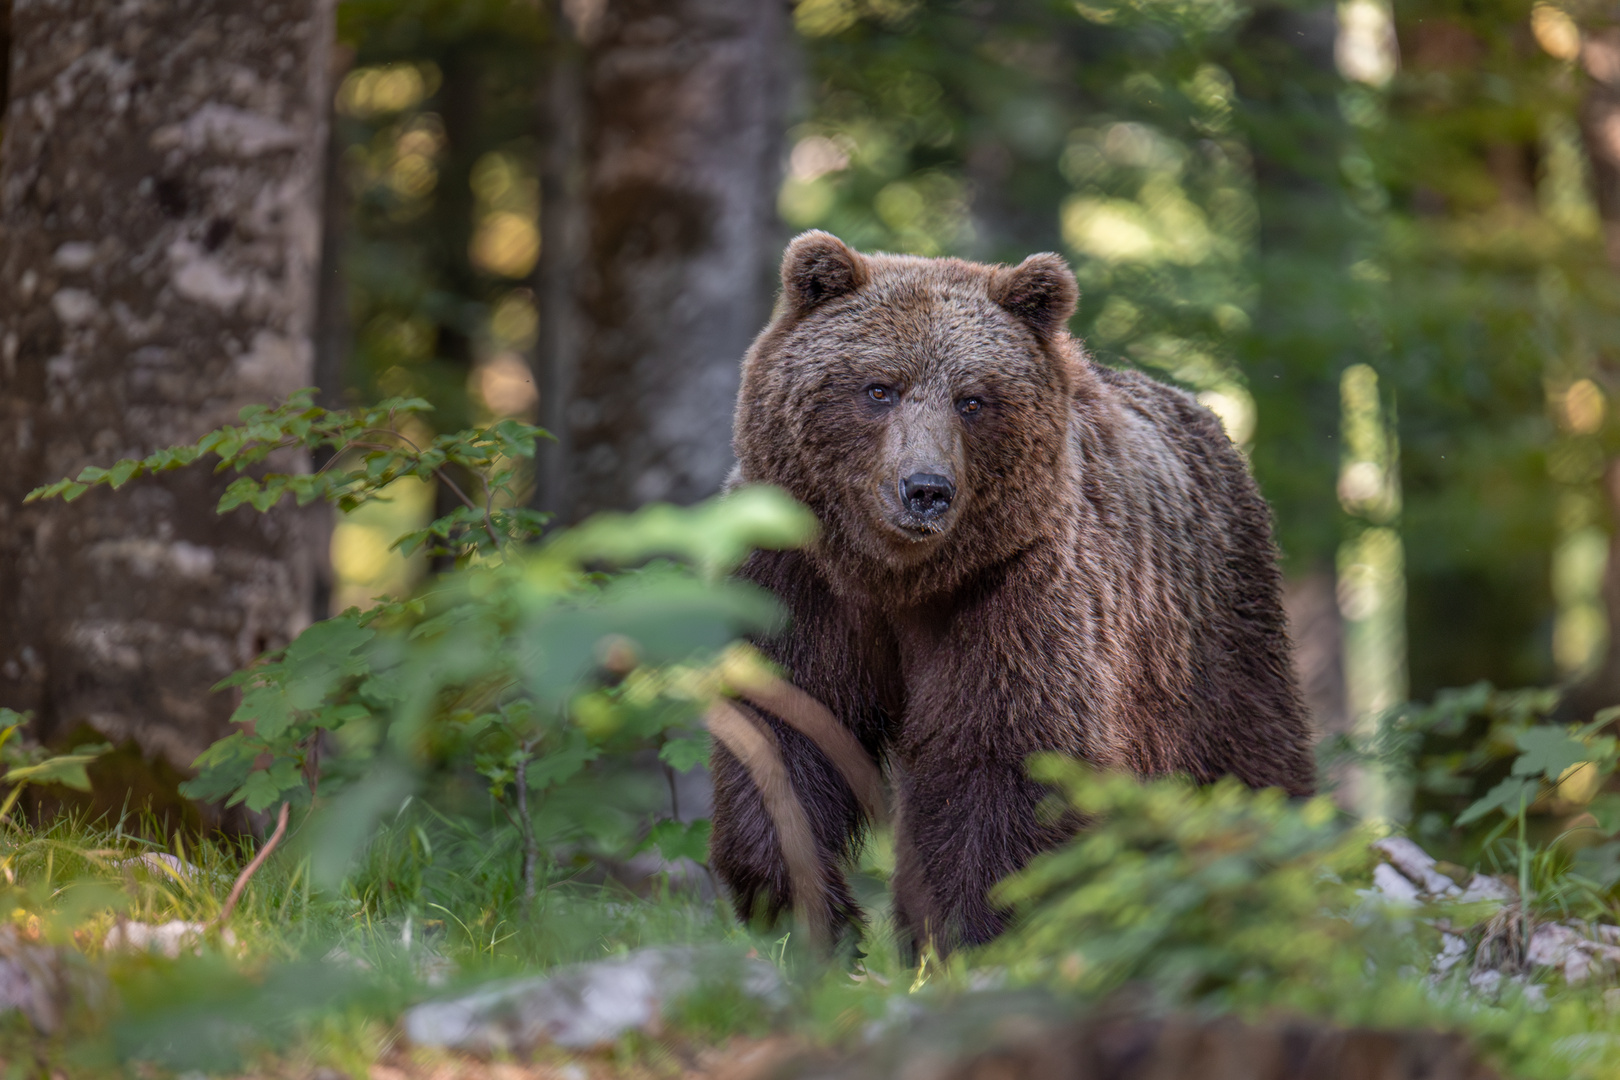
(106, 458, 142, 489)
(233, 759, 305, 812)
(236, 681, 296, 741)
(1574, 841, 1620, 890)
(181, 733, 260, 803)
(218, 477, 262, 512)
(147, 445, 202, 471)
(24, 479, 81, 503)
(4, 746, 110, 791)
(659, 732, 710, 772)
(1588, 792, 1620, 835)
(1457, 776, 1539, 825)
(527, 729, 598, 791)
(643, 818, 711, 863)
(545, 485, 816, 576)
(1511, 726, 1592, 781)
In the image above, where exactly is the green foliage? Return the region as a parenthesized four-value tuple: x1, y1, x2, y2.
(1351, 682, 1620, 931)
(787, 0, 1620, 695)
(967, 743, 1620, 1079)
(2, 386, 824, 1070)
(25, 389, 548, 561)
(1367, 684, 1620, 858)
(201, 486, 807, 886)
(0, 709, 110, 822)
(28, 392, 816, 908)
(986, 757, 1402, 1015)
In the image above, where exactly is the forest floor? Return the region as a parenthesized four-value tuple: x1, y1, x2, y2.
(4, 790, 1617, 1080)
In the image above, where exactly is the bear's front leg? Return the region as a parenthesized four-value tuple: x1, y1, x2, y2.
(891, 749, 1061, 953)
(889, 580, 1087, 956)
(709, 707, 867, 949)
(710, 548, 898, 952)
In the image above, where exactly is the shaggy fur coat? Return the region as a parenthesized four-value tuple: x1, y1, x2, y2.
(709, 231, 1313, 954)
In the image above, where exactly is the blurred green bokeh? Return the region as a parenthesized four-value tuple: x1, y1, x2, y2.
(330, 0, 1620, 721)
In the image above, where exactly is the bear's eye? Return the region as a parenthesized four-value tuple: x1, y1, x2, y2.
(957, 397, 983, 416)
(867, 385, 893, 403)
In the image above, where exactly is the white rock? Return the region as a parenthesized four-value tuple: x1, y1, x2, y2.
(402, 947, 783, 1053)
(0, 926, 70, 1033)
(1523, 922, 1620, 984)
(1433, 933, 1469, 975)
(115, 852, 203, 879)
(103, 921, 236, 958)
(1374, 836, 1461, 897)
(1372, 862, 1422, 904)
(1527, 922, 1581, 966)
(1456, 874, 1516, 904)
(1588, 922, 1620, 946)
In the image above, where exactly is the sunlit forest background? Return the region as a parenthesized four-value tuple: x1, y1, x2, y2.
(14, 1, 1620, 1072)
(321, 0, 1620, 784)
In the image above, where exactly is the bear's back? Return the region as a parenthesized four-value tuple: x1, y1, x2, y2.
(1068, 361, 1312, 791)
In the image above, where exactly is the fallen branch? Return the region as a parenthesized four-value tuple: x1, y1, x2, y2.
(214, 801, 290, 928)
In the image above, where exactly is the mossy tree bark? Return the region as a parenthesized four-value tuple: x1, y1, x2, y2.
(539, 0, 791, 522)
(0, 0, 335, 770)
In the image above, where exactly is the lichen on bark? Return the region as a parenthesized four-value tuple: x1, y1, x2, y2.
(543, 0, 791, 522)
(0, 0, 336, 771)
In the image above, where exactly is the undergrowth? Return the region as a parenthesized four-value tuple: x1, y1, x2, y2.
(11, 398, 1620, 1078)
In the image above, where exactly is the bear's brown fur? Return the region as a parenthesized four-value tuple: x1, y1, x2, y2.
(710, 231, 1314, 954)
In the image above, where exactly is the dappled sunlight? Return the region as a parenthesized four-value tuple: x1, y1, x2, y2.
(338, 63, 441, 119)
(330, 477, 434, 613)
(470, 152, 540, 279)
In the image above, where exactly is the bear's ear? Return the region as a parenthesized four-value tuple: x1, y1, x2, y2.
(988, 253, 1079, 340)
(781, 230, 868, 316)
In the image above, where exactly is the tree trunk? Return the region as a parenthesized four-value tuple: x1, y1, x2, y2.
(427, 44, 486, 570)
(1567, 27, 1620, 718)
(532, 1, 584, 520)
(0, 0, 11, 124)
(0, 0, 335, 770)
(545, 0, 790, 522)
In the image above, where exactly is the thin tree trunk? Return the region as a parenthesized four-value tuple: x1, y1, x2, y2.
(532, 1, 584, 520)
(1568, 27, 1620, 718)
(426, 45, 485, 570)
(310, 44, 354, 621)
(0, 1, 335, 770)
(555, 0, 790, 522)
(313, 47, 355, 414)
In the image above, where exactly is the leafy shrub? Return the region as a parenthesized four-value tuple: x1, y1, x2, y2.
(0, 709, 110, 823)
(1362, 683, 1620, 922)
(984, 757, 1416, 1017)
(24, 391, 816, 908)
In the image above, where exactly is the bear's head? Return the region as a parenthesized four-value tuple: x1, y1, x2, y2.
(735, 231, 1090, 601)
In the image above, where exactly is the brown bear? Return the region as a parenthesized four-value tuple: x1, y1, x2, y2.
(710, 231, 1314, 956)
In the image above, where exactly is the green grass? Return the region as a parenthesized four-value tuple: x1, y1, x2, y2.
(15, 779, 1620, 1080)
(0, 807, 786, 1077)
(0, 801, 961, 1079)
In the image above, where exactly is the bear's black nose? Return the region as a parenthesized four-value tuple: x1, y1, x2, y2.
(902, 472, 956, 518)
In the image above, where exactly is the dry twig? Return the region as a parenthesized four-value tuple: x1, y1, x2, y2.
(214, 801, 290, 928)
